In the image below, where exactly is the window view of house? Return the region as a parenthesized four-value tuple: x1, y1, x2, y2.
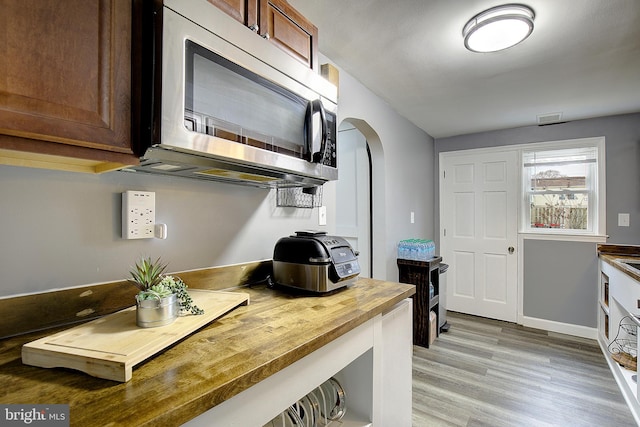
(523, 145, 598, 232)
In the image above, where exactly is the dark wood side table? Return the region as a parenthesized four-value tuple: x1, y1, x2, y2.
(397, 257, 442, 348)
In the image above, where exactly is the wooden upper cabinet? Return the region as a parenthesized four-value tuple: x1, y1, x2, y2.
(0, 0, 137, 173)
(259, 0, 318, 70)
(206, 0, 258, 29)
(207, 0, 318, 70)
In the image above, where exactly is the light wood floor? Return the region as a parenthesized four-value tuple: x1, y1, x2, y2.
(412, 312, 637, 427)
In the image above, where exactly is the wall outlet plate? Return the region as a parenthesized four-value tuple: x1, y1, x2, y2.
(318, 205, 327, 226)
(122, 191, 155, 239)
(619, 213, 630, 227)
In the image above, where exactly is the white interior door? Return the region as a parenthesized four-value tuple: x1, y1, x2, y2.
(440, 150, 518, 322)
(336, 124, 371, 277)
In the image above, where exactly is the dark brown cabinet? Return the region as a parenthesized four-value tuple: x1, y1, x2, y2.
(398, 257, 442, 348)
(208, 0, 318, 70)
(260, 0, 318, 70)
(206, 0, 258, 29)
(0, 0, 138, 173)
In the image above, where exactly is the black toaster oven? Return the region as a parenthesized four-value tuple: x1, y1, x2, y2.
(273, 231, 360, 293)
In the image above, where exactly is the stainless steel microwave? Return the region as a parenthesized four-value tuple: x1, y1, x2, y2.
(128, 0, 338, 188)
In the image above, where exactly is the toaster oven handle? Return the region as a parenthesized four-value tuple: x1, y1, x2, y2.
(308, 256, 331, 264)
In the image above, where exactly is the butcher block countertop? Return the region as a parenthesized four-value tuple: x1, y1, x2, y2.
(598, 244, 640, 282)
(0, 278, 415, 426)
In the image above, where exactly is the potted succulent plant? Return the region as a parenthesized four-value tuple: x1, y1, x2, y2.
(128, 257, 203, 328)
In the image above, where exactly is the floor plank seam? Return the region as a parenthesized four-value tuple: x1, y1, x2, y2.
(412, 312, 636, 427)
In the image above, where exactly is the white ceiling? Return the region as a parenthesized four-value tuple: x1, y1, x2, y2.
(287, 0, 640, 138)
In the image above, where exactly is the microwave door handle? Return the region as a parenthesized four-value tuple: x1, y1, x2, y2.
(311, 99, 328, 164)
(304, 100, 313, 161)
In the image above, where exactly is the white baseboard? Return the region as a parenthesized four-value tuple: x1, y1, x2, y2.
(520, 315, 597, 339)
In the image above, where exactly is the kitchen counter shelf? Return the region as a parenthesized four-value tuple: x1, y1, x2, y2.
(598, 245, 640, 425)
(599, 333, 639, 412)
(0, 277, 414, 426)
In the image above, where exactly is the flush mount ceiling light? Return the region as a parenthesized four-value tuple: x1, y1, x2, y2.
(463, 4, 535, 53)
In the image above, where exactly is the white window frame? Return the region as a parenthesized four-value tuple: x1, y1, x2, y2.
(519, 136, 606, 242)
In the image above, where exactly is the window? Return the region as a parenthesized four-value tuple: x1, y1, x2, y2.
(522, 137, 605, 236)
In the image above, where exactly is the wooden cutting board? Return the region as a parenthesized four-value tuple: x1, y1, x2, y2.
(22, 289, 249, 382)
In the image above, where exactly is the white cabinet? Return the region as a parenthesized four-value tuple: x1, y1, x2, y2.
(184, 298, 413, 426)
(598, 260, 640, 425)
(598, 266, 610, 343)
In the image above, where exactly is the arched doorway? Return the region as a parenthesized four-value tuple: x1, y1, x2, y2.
(336, 119, 385, 279)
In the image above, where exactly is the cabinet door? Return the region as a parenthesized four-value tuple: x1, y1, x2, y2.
(259, 0, 318, 70)
(0, 0, 136, 168)
(206, 0, 258, 29)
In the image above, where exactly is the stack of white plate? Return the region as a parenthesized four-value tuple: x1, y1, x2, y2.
(263, 377, 346, 427)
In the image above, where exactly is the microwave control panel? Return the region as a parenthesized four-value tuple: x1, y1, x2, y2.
(324, 112, 337, 168)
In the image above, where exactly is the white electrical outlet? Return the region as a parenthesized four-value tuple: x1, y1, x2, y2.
(122, 191, 156, 239)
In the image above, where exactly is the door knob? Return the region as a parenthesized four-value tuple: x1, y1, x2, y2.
(508, 246, 515, 254)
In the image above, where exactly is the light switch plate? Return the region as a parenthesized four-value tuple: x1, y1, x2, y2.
(618, 213, 630, 227)
(318, 205, 327, 226)
(122, 191, 156, 239)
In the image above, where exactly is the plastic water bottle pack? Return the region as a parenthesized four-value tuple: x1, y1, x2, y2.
(397, 239, 436, 261)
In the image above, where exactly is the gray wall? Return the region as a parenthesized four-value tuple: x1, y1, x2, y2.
(0, 60, 434, 298)
(0, 166, 326, 296)
(523, 240, 598, 327)
(325, 55, 435, 281)
(436, 112, 640, 327)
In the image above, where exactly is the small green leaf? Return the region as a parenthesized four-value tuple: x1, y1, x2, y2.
(128, 256, 168, 291)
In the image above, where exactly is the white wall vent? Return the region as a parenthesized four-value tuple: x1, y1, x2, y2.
(537, 112, 563, 125)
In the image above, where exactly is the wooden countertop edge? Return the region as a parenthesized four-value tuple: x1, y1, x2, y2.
(158, 316, 365, 426)
(599, 253, 640, 283)
(597, 244, 640, 258)
(153, 282, 416, 427)
(1, 279, 415, 427)
(598, 245, 640, 282)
